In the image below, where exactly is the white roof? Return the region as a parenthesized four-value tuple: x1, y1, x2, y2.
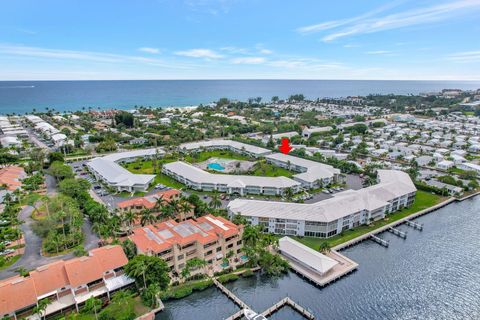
(228, 170, 416, 223)
(279, 237, 338, 274)
(87, 149, 163, 188)
(179, 139, 271, 156)
(164, 161, 300, 189)
(265, 153, 340, 183)
(102, 148, 164, 162)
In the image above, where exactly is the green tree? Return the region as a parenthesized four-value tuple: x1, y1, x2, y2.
(124, 255, 170, 290)
(48, 151, 64, 164)
(83, 296, 102, 320)
(33, 298, 50, 320)
(49, 161, 74, 182)
(58, 178, 91, 198)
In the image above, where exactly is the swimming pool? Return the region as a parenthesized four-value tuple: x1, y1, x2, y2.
(207, 163, 225, 171)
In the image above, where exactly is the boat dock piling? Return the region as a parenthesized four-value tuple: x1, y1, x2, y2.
(388, 227, 407, 239)
(405, 220, 423, 231)
(370, 235, 389, 247)
(261, 297, 315, 319)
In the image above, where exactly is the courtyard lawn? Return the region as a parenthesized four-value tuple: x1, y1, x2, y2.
(152, 173, 185, 189)
(292, 190, 446, 250)
(184, 150, 252, 163)
(123, 157, 178, 174)
(250, 161, 294, 178)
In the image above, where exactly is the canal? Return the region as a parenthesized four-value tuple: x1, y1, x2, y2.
(157, 196, 480, 320)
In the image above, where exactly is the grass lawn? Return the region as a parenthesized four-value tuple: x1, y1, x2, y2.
(250, 161, 294, 178)
(152, 173, 185, 190)
(184, 150, 252, 163)
(0, 255, 21, 271)
(293, 190, 446, 250)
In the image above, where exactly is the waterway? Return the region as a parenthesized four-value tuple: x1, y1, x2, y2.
(157, 197, 480, 320)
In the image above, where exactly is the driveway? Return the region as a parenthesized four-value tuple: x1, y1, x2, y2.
(0, 205, 100, 280)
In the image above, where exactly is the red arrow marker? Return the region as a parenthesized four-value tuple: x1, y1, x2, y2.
(279, 138, 293, 154)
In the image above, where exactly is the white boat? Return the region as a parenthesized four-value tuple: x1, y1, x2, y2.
(243, 308, 268, 320)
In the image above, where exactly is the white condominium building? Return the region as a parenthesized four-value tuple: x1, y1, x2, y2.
(265, 153, 342, 189)
(162, 161, 301, 196)
(87, 148, 164, 192)
(228, 170, 416, 238)
(179, 139, 272, 158)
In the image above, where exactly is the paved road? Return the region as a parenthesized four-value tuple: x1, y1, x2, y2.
(26, 127, 51, 151)
(0, 205, 100, 279)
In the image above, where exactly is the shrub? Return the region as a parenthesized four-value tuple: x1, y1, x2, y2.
(217, 273, 239, 284)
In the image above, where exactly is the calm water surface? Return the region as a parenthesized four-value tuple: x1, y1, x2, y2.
(157, 197, 480, 320)
(1, 80, 480, 114)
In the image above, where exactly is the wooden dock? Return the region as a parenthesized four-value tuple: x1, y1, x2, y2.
(261, 297, 315, 319)
(213, 278, 250, 310)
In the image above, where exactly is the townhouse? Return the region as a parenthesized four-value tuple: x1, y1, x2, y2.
(227, 170, 416, 239)
(0, 245, 133, 320)
(129, 214, 243, 274)
(116, 189, 194, 221)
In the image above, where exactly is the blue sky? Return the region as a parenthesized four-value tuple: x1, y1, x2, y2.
(1, 0, 479, 80)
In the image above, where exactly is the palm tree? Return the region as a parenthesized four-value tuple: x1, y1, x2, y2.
(209, 192, 221, 210)
(319, 242, 331, 253)
(160, 205, 175, 220)
(154, 195, 167, 210)
(84, 296, 102, 320)
(140, 209, 157, 226)
(122, 210, 137, 234)
(33, 298, 50, 320)
(284, 187, 294, 201)
(126, 258, 148, 289)
(243, 225, 261, 247)
(179, 200, 192, 221)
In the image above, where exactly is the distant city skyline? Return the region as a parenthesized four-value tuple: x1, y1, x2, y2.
(1, 0, 480, 80)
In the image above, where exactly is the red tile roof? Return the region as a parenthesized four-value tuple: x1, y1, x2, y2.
(0, 166, 26, 190)
(129, 214, 242, 255)
(0, 276, 37, 316)
(117, 189, 181, 209)
(29, 260, 69, 297)
(0, 245, 129, 317)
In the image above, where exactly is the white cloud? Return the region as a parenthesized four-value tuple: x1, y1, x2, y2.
(365, 50, 393, 55)
(447, 50, 480, 62)
(297, 0, 480, 42)
(231, 57, 266, 64)
(138, 47, 161, 54)
(259, 49, 273, 55)
(175, 48, 223, 59)
(220, 46, 248, 54)
(0, 44, 189, 68)
(297, 1, 400, 34)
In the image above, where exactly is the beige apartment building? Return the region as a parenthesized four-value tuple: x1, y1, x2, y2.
(129, 214, 244, 274)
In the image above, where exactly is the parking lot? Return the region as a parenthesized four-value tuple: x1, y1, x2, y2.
(70, 160, 176, 210)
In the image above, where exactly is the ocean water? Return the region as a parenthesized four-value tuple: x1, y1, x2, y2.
(0, 80, 480, 114)
(157, 197, 480, 320)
